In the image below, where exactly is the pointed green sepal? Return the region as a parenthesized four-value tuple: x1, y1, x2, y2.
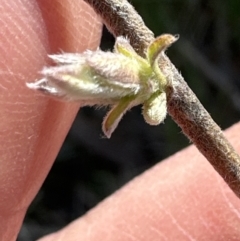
(147, 34, 179, 66)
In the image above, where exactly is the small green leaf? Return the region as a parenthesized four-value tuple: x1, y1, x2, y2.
(103, 95, 135, 138)
(147, 34, 179, 66)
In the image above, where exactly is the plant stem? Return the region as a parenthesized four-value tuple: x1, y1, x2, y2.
(83, 0, 240, 198)
(83, 0, 154, 56)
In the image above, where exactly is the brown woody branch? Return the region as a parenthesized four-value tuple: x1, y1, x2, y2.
(84, 0, 240, 198)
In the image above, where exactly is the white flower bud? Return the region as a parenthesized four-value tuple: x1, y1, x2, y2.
(27, 34, 178, 137)
(142, 92, 167, 125)
(27, 53, 140, 103)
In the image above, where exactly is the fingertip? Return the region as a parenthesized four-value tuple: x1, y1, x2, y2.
(0, 0, 102, 239)
(39, 122, 240, 241)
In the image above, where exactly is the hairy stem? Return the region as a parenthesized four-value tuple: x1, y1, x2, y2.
(83, 0, 154, 56)
(84, 0, 240, 198)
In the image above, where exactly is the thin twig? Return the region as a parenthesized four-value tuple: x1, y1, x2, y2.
(83, 0, 240, 198)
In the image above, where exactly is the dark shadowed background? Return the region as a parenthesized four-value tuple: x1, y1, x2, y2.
(18, 0, 240, 240)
